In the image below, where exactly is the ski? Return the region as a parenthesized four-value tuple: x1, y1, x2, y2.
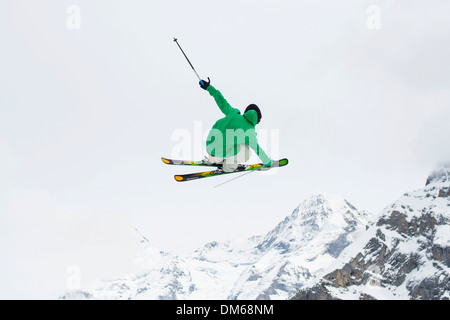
(173, 158, 289, 182)
(161, 157, 220, 167)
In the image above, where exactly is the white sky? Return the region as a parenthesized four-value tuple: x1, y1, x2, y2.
(1, 0, 449, 298)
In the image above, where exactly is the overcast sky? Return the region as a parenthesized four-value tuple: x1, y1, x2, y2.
(1, 0, 449, 298)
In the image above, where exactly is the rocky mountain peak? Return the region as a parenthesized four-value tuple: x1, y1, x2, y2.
(257, 193, 370, 256)
(292, 193, 367, 227)
(293, 168, 450, 300)
(425, 163, 450, 186)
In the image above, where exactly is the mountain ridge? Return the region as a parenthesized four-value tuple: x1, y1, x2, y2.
(61, 193, 371, 300)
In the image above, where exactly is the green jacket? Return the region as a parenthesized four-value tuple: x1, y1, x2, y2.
(206, 85, 273, 166)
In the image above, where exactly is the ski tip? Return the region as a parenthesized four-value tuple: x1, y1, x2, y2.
(280, 158, 289, 166)
(174, 175, 184, 182)
(162, 157, 171, 164)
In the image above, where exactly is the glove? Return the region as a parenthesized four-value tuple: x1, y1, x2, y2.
(199, 77, 210, 90)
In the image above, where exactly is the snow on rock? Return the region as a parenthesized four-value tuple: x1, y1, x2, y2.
(293, 166, 450, 300)
(435, 225, 450, 248)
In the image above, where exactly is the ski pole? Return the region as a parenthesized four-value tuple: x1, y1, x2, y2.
(173, 37, 202, 82)
(214, 170, 258, 188)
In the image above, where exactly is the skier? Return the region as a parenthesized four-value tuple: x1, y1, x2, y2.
(199, 78, 274, 172)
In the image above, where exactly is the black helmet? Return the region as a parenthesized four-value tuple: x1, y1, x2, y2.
(244, 104, 262, 124)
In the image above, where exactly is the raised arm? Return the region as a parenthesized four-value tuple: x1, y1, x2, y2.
(200, 78, 239, 116)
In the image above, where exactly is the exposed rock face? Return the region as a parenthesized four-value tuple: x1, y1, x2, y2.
(293, 166, 450, 300)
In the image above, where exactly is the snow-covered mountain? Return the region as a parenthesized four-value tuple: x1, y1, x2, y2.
(61, 165, 450, 300)
(61, 193, 371, 300)
(293, 164, 450, 300)
(227, 194, 371, 300)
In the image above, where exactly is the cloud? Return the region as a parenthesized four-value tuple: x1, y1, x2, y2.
(413, 104, 450, 169)
(0, 190, 141, 299)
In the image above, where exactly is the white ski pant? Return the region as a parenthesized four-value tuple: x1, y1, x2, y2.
(208, 144, 251, 173)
